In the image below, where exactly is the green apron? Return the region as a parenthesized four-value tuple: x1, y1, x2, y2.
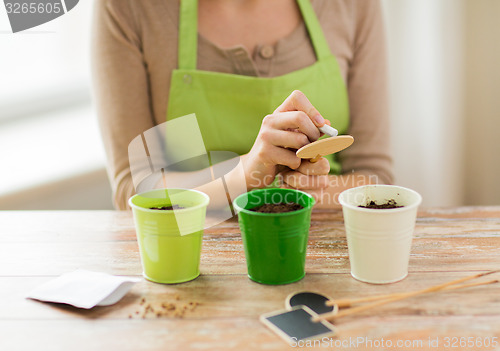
(166, 0, 349, 174)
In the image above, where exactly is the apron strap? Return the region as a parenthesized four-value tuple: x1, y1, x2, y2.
(177, 0, 330, 70)
(296, 0, 331, 61)
(178, 0, 198, 70)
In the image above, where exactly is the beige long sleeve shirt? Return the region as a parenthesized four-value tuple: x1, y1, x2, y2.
(91, 0, 393, 210)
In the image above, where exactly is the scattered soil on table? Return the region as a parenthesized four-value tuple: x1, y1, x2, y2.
(149, 205, 184, 210)
(359, 199, 403, 209)
(249, 202, 303, 213)
(128, 295, 200, 319)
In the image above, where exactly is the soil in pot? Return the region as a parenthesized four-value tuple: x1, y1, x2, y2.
(249, 202, 303, 213)
(358, 199, 403, 209)
(149, 205, 185, 210)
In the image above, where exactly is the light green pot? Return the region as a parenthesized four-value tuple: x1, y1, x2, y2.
(129, 188, 209, 284)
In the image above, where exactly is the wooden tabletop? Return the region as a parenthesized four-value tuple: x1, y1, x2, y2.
(1, 208, 500, 351)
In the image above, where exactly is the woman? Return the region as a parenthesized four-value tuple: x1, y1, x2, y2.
(92, 0, 393, 210)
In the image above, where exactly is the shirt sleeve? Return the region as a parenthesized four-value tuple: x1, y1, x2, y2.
(337, 0, 394, 184)
(91, 0, 155, 209)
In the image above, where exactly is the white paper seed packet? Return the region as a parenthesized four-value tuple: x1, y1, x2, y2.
(26, 269, 141, 309)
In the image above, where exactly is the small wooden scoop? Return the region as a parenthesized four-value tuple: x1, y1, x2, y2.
(296, 135, 354, 163)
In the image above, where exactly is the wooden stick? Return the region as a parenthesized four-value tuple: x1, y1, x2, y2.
(332, 279, 498, 320)
(328, 270, 499, 307)
(160, 168, 167, 188)
(316, 279, 498, 322)
(310, 154, 321, 163)
(450, 279, 499, 290)
(314, 271, 498, 322)
(330, 278, 499, 308)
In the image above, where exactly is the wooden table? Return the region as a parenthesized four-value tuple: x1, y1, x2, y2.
(1, 208, 500, 350)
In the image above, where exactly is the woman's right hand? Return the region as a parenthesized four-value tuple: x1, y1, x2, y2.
(242, 90, 329, 189)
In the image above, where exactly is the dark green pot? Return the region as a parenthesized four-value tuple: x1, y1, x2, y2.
(233, 188, 315, 285)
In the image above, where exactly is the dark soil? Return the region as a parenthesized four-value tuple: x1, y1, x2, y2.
(359, 199, 403, 209)
(249, 202, 303, 213)
(150, 205, 184, 210)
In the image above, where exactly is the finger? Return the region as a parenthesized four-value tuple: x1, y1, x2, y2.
(268, 147, 302, 170)
(296, 158, 330, 176)
(264, 111, 320, 141)
(259, 128, 311, 150)
(274, 90, 325, 127)
(282, 171, 329, 190)
(276, 165, 290, 174)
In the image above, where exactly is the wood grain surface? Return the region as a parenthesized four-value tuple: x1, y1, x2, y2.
(1, 208, 499, 351)
(296, 135, 354, 159)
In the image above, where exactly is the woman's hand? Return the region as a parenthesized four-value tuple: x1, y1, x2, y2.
(281, 158, 330, 187)
(242, 90, 329, 189)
